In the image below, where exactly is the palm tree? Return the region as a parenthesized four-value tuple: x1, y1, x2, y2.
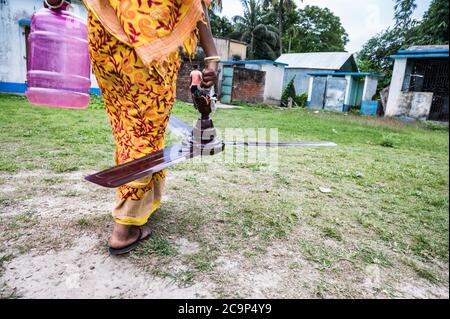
(262, 0, 299, 53)
(394, 0, 417, 28)
(209, 10, 233, 37)
(210, 0, 222, 12)
(286, 24, 300, 53)
(233, 0, 279, 59)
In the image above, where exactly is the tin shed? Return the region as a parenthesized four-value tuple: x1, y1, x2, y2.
(385, 45, 449, 121)
(219, 60, 288, 105)
(306, 72, 382, 114)
(275, 52, 358, 95)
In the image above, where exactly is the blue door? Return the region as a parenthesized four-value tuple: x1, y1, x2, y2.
(221, 66, 234, 104)
(324, 77, 347, 112)
(310, 77, 327, 109)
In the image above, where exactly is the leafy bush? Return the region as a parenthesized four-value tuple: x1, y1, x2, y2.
(294, 93, 308, 108)
(280, 77, 296, 107)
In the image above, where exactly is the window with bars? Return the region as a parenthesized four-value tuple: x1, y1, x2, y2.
(402, 58, 449, 121)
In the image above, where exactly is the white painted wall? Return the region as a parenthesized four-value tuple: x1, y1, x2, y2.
(306, 76, 314, 104)
(409, 92, 433, 120)
(362, 76, 378, 101)
(385, 58, 408, 116)
(0, 0, 39, 84)
(283, 68, 331, 94)
(261, 63, 285, 104)
(343, 75, 352, 105)
(0, 0, 99, 91)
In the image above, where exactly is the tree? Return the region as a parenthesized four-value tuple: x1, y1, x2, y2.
(357, 0, 449, 89)
(408, 0, 449, 45)
(209, 9, 233, 37)
(394, 0, 417, 28)
(294, 6, 349, 52)
(262, 2, 300, 53)
(357, 28, 404, 88)
(357, 0, 418, 83)
(262, 0, 298, 54)
(233, 0, 279, 59)
(210, 0, 222, 11)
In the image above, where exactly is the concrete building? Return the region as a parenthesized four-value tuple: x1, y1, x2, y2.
(176, 38, 248, 103)
(0, 0, 100, 94)
(275, 52, 358, 95)
(213, 37, 247, 61)
(385, 45, 449, 121)
(211, 37, 247, 99)
(306, 72, 382, 114)
(219, 60, 288, 105)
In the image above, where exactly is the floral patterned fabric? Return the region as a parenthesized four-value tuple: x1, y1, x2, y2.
(83, 0, 211, 68)
(87, 10, 181, 226)
(84, 0, 212, 226)
(108, 0, 194, 45)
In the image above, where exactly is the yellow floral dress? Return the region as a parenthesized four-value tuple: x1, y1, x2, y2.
(82, 0, 211, 226)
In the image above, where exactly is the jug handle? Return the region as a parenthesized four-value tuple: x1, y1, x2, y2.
(44, 0, 68, 9)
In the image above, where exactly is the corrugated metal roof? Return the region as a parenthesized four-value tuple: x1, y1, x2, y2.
(276, 52, 353, 70)
(389, 45, 449, 59)
(307, 71, 383, 78)
(407, 45, 449, 51)
(220, 60, 288, 66)
(390, 53, 449, 59)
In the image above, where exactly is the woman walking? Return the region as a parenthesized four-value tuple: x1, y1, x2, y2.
(44, 0, 219, 254)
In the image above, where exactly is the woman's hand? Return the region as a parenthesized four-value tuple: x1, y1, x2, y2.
(201, 61, 218, 89)
(197, 2, 219, 89)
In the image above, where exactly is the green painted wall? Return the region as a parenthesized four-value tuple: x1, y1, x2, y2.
(348, 77, 364, 107)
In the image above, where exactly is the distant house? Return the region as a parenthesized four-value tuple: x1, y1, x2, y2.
(213, 37, 248, 61)
(176, 38, 248, 103)
(275, 52, 359, 94)
(385, 45, 449, 121)
(219, 60, 288, 105)
(306, 72, 382, 114)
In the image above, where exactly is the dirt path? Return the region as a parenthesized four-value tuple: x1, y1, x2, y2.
(0, 170, 215, 298)
(2, 235, 211, 299)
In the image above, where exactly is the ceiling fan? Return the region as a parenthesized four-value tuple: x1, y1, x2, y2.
(85, 90, 337, 188)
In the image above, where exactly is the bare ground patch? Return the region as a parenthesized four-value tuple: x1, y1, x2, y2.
(0, 151, 448, 299)
(1, 235, 211, 299)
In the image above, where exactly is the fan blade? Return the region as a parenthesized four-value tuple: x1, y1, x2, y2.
(224, 141, 337, 147)
(85, 144, 194, 188)
(88, 114, 336, 188)
(167, 116, 337, 148)
(168, 115, 193, 137)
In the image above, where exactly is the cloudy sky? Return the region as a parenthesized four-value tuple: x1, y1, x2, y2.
(220, 0, 432, 53)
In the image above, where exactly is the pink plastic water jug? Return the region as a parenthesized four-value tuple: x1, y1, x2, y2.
(26, 4, 91, 109)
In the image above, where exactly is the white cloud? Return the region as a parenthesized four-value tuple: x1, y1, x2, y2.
(365, 4, 389, 32)
(221, 0, 246, 19)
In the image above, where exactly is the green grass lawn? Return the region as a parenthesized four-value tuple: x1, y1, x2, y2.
(0, 93, 448, 297)
(173, 100, 449, 262)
